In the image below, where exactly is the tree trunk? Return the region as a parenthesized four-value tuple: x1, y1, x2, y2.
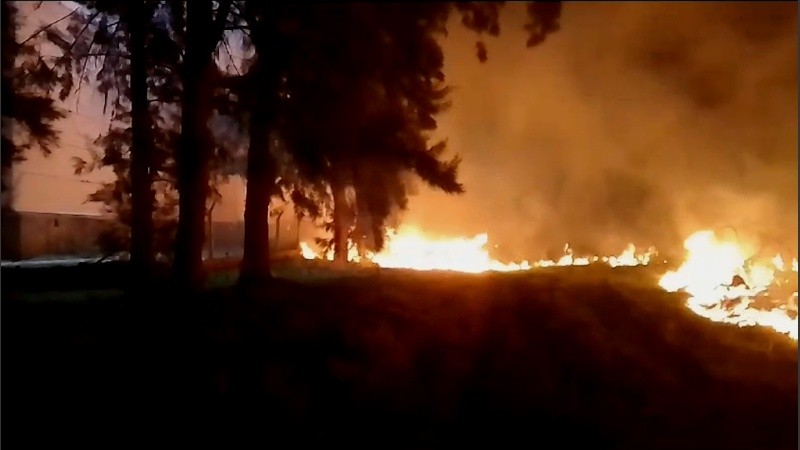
(174, 1, 214, 290)
(1, 151, 14, 216)
(331, 182, 349, 264)
(274, 211, 283, 251)
(128, 0, 155, 284)
(239, 63, 275, 285)
(206, 201, 215, 260)
(295, 215, 301, 249)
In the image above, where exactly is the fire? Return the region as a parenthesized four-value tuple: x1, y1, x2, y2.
(300, 242, 320, 260)
(533, 243, 656, 268)
(301, 227, 656, 272)
(300, 225, 797, 340)
(301, 226, 530, 273)
(658, 230, 798, 340)
(369, 228, 531, 273)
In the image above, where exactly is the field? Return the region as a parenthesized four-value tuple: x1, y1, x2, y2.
(3, 262, 797, 449)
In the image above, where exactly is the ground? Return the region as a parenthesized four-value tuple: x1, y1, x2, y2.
(3, 262, 797, 449)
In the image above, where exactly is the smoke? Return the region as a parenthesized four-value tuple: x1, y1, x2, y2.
(406, 1, 798, 261)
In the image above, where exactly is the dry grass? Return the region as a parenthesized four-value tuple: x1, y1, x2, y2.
(3, 264, 797, 449)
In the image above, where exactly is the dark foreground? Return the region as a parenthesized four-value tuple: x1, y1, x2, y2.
(3, 265, 797, 449)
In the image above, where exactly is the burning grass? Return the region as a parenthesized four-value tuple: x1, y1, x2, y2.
(301, 227, 798, 341)
(4, 264, 796, 449)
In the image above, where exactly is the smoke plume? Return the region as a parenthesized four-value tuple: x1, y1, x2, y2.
(407, 1, 798, 261)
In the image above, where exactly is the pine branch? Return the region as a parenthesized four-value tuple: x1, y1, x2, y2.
(19, 5, 81, 46)
(67, 11, 101, 52)
(221, 39, 241, 76)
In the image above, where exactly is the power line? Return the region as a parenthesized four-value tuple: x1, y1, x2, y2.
(16, 170, 107, 185)
(65, 108, 113, 124)
(57, 141, 102, 152)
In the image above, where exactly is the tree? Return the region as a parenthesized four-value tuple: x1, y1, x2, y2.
(1, 1, 69, 215)
(235, 2, 561, 275)
(206, 111, 249, 261)
(172, 0, 233, 290)
(49, 0, 185, 282)
(72, 117, 180, 262)
(127, 0, 157, 279)
(46, 1, 243, 288)
(234, 2, 292, 284)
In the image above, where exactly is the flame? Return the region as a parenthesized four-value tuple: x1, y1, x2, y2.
(369, 228, 531, 273)
(533, 243, 655, 268)
(301, 226, 530, 273)
(301, 228, 655, 272)
(300, 242, 319, 260)
(658, 230, 798, 340)
(299, 225, 797, 340)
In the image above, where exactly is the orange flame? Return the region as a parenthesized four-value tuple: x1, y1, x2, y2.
(658, 230, 797, 340)
(300, 226, 796, 340)
(533, 243, 656, 268)
(301, 226, 530, 273)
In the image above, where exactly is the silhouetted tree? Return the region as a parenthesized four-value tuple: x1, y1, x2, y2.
(46, 0, 189, 281)
(172, 0, 233, 289)
(128, 1, 157, 278)
(1, 1, 69, 215)
(40, 1, 245, 289)
(231, 2, 291, 284)
(237, 2, 561, 271)
(72, 118, 180, 261)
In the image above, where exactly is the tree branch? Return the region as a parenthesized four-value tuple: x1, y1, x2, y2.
(210, 0, 234, 48)
(75, 32, 101, 99)
(76, 52, 131, 59)
(19, 6, 81, 46)
(222, 39, 242, 76)
(67, 11, 101, 52)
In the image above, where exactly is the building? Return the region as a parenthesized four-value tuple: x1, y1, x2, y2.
(1, 211, 113, 260)
(1, 210, 306, 261)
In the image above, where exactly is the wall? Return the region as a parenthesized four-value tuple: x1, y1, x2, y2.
(1, 211, 311, 261)
(2, 211, 113, 260)
(206, 215, 308, 258)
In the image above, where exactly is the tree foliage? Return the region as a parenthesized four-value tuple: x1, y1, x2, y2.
(53, 1, 245, 265)
(13, 1, 561, 283)
(275, 3, 561, 259)
(1, 1, 69, 211)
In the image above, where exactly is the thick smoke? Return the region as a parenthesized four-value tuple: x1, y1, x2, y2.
(406, 2, 798, 261)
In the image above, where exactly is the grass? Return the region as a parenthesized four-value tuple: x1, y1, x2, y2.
(3, 262, 796, 449)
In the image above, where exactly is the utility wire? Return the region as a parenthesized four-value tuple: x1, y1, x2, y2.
(16, 170, 107, 185)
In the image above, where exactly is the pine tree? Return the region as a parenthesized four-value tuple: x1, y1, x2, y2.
(50, 1, 184, 280)
(1, 1, 69, 215)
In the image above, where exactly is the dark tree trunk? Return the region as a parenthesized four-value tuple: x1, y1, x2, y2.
(1, 1, 17, 217)
(331, 182, 349, 264)
(1, 152, 14, 216)
(206, 201, 215, 261)
(239, 62, 275, 284)
(238, 10, 290, 285)
(128, 0, 155, 283)
(295, 215, 301, 249)
(173, 1, 215, 290)
(274, 210, 283, 251)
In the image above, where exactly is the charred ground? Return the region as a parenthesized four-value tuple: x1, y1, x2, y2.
(3, 263, 797, 449)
